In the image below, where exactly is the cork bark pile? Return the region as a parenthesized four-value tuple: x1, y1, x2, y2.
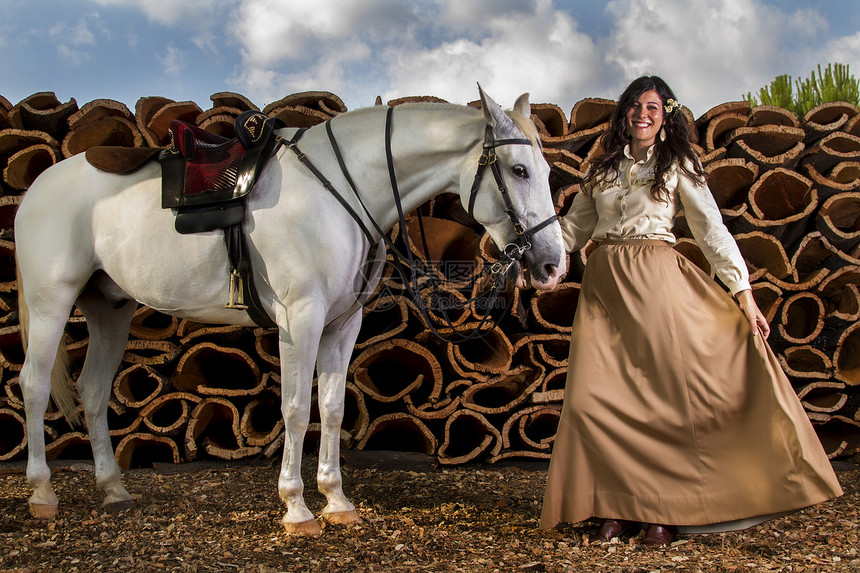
(0, 90, 858, 468)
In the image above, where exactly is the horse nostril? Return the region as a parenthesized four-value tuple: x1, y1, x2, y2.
(544, 263, 557, 278)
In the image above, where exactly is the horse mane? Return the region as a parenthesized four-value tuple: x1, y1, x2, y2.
(340, 101, 532, 130)
(389, 101, 542, 150)
(509, 111, 541, 148)
(344, 101, 483, 124)
(318, 100, 539, 156)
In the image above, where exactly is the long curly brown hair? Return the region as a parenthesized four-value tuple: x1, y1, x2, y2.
(582, 76, 705, 202)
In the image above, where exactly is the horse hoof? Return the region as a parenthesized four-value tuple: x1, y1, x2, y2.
(283, 518, 323, 535)
(103, 498, 137, 514)
(323, 510, 362, 526)
(29, 503, 58, 520)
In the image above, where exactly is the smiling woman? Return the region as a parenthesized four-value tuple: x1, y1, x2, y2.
(625, 89, 664, 158)
(541, 75, 843, 548)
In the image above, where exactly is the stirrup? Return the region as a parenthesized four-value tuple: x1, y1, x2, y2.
(225, 269, 248, 310)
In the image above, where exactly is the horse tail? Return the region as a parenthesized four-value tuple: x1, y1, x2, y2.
(16, 260, 80, 427)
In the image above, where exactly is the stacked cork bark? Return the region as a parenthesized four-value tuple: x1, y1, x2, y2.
(0, 90, 858, 470)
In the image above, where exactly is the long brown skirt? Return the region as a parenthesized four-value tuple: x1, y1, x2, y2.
(540, 240, 842, 532)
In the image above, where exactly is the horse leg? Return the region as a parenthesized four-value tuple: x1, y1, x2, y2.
(74, 292, 137, 512)
(277, 304, 326, 535)
(19, 295, 78, 519)
(316, 312, 363, 526)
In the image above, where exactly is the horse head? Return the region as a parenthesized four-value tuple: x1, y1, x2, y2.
(463, 86, 566, 290)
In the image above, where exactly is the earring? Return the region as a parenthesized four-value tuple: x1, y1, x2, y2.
(659, 127, 666, 142)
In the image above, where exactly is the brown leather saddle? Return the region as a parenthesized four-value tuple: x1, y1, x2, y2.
(85, 110, 282, 231)
(160, 110, 284, 234)
(85, 110, 285, 328)
(164, 111, 285, 327)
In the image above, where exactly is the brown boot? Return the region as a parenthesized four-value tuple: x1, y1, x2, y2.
(637, 523, 676, 547)
(596, 519, 636, 542)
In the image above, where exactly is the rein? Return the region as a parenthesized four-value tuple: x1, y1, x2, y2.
(277, 106, 555, 340)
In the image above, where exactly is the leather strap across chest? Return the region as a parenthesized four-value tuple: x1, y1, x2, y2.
(281, 107, 558, 340)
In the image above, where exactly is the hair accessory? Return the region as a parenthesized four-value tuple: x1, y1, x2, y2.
(664, 98, 681, 115)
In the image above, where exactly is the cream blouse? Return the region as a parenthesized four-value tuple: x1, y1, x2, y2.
(559, 145, 751, 295)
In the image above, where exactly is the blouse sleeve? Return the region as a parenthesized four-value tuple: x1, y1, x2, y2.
(559, 187, 598, 253)
(676, 164, 751, 295)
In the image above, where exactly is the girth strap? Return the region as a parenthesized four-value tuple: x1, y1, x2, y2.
(223, 223, 278, 329)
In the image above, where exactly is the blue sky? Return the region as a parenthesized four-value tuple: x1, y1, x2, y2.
(1, 0, 859, 119)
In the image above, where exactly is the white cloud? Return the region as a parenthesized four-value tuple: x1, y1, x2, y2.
(229, 0, 418, 106)
(232, 0, 415, 65)
(433, 0, 543, 32)
(229, 39, 373, 105)
(192, 32, 224, 63)
(601, 0, 842, 116)
(235, 0, 841, 115)
(86, 11, 113, 43)
(158, 44, 187, 76)
(69, 18, 97, 45)
(75, 0, 860, 116)
(49, 16, 102, 66)
(227, 0, 609, 109)
(380, 0, 606, 113)
(90, 0, 233, 27)
(785, 8, 829, 40)
(55, 45, 90, 67)
(809, 33, 860, 85)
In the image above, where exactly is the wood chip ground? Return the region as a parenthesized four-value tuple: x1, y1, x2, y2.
(0, 453, 857, 572)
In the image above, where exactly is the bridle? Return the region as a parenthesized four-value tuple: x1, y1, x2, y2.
(466, 124, 558, 278)
(276, 106, 558, 340)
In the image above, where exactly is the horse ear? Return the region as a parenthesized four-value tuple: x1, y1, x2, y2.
(513, 93, 531, 118)
(478, 83, 507, 128)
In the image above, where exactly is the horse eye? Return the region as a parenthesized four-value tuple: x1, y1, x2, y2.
(512, 165, 529, 179)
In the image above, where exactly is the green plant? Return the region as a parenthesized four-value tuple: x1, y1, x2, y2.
(745, 74, 795, 111)
(743, 63, 859, 116)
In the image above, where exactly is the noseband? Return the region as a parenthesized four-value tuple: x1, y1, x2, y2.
(467, 125, 559, 276)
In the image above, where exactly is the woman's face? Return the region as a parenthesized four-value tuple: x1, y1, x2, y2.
(626, 89, 665, 149)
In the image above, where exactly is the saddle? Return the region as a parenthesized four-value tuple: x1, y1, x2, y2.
(160, 110, 284, 233)
(83, 111, 284, 328)
(159, 110, 285, 328)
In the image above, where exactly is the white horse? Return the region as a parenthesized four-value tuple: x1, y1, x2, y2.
(14, 87, 565, 534)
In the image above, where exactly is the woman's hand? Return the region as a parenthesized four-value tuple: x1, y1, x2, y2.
(735, 289, 770, 338)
